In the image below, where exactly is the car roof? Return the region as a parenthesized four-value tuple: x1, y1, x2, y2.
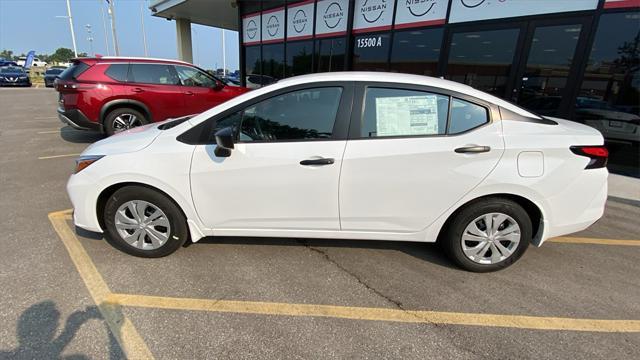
(76, 56, 192, 66)
(266, 72, 541, 119)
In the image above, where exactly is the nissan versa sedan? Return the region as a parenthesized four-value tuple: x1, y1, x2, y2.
(67, 72, 608, 272)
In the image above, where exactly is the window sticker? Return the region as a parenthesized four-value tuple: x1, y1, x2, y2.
(375, 95, 439, 136)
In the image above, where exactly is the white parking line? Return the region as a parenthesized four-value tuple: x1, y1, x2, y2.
(38, 153, 81, 160)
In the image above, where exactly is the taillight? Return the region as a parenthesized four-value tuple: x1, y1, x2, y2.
(570, 145, 608, 169)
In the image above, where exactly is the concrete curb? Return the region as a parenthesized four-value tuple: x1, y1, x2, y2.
(609, 173, 640, 202)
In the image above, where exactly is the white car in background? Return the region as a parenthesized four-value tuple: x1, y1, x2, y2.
(67, 72, 608, 272)
(16, 57, 47, 67)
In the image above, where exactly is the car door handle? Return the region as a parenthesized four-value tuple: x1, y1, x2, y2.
(454, 145, 491, 154)
(184, 91, 194, 95)
(300, 158, 335, 166)
(131, 87, 144, 93)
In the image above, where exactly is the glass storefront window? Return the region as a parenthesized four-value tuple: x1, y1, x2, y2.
(286, 40, 313, 77)
(245, 45, 261, 76)
(447, 28, 520, 97)
(262, 43, 285, 82)
(517, 24, 583, 116)
(389, 28, 444, 76)
(576, 11, 640, 177)
(315, 37, 346, 72)
(352, 33, 391, 71)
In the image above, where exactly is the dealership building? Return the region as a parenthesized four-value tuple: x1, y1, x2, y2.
(151, 0, 639, 175)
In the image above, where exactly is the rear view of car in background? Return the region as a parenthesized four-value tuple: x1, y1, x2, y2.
(0, 66, 31, 87)
(44, 67, 65, 87)
(55, 57, 250, 135)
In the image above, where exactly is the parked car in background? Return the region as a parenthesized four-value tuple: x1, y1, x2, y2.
(16, 57, 47, 67)
(0, 59, 18, 67)
(55, 57, 250, 135)
(0, 66, 31, 87)
(44, 67, 65, 87)
(67, 72, 608, 272)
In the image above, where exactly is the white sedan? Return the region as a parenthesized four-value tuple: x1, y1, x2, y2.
(67, 72, 608, 272)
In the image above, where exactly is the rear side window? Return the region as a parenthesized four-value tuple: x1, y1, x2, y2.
(58, 61, 90, 80)
(105, 64, 129, 82)
(361, 88, 449, 138)
(449, 98, 489, 134)
(129, 64, 179, 85)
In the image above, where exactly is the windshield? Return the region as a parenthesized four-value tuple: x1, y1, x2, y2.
(0, 67, 25, 74)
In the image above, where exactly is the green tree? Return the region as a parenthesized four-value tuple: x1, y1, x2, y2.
(49, 48, 75, 64)
(0, 49, 15, 60)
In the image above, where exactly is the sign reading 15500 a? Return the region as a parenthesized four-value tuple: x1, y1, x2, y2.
(357, 36, 384, 48)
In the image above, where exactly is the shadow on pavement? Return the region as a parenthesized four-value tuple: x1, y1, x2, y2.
(0, 301, 125, 360)
(59, 126, 105, 144)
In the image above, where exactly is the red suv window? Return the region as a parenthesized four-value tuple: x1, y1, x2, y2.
(105, 64, 129, 82)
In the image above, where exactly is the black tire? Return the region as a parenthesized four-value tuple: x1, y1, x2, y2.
(104, 107, 148, 136)
(441, 197, 531, 272)
(103, 186, 188, 257)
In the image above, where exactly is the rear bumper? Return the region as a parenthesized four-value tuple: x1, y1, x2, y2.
(58, 108, 102, 132)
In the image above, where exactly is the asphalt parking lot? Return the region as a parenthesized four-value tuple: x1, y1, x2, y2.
(1, 88, 639, 359)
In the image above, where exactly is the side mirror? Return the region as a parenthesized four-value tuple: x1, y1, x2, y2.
(213, 80, 224, 91)
(213, 126, 234, 157)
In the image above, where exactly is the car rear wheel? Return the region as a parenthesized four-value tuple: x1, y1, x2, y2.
(104, 107, 148, 135)
(103, 186, 188, 257)
(442, 198, 531, 272)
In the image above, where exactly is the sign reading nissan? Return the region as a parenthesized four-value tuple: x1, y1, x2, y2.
(242, 12, 261, 45)
(449, 0, 599, 23)
(353, 0, 396, 33)
(287, 0, 315, 40)
(262, 7, 285, 43)
(394, 0, 449, 29)
(316, 0, 349, 38)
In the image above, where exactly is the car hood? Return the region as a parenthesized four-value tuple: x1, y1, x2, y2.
(81, 122, 164, 156)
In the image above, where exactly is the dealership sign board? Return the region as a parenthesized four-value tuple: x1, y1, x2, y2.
(394, 0, 449, 29)
(316, 0, 350, 38)
(449, 0, 599, 23)
(242, 12, 261, 45)
(262, 7, 285, 43)
(353, 0, 396, 33)
(288, 0, 315, 40)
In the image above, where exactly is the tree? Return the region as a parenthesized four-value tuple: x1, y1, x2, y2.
(48, 48, 75, 64)
(0, 49, 14, 60)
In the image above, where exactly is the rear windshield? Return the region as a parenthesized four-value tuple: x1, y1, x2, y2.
(58, 61, 90, 80)
(45, 68, 64, 75)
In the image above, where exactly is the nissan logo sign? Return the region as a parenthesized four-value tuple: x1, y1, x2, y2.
(266, 15, 280, 36)
(323, 2, 344, 29)
(246, 19, 258, 39)
(405, 0, 437, 17)
(360, 0, 387, 24)
(293, 9, 308, 33)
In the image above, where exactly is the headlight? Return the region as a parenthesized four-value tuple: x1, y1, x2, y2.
(75, 155, 104, 173)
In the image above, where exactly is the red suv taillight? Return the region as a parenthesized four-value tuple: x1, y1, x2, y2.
(570, 145, 609, 169)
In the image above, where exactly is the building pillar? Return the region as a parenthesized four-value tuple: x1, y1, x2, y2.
(175, 18, 193, 63)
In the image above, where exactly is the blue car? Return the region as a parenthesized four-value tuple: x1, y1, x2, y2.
(0, 66, 31, 87)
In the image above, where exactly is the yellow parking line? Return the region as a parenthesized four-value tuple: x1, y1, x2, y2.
(48, 210, 154, 359)
(548, 237, 640, 246)
(105, 293, 640, 333)
(38, 153, 80, 160)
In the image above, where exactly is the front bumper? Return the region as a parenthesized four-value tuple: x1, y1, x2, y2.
(58, 108, 102, 132)
(0, 80, 31, 87)
(67, 173, 103, 233)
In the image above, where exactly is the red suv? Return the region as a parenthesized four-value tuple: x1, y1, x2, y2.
(55, 57, 250, 135)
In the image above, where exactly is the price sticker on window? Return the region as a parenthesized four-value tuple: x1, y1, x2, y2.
(375, 95, 439, 137)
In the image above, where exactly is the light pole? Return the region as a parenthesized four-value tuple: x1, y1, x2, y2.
(222, 29, 226, 77)
(140, 1, 149, 56)
(100, 0, 110, 56)
(85, 24, 94, 56)
(107, 0, 120, 56)
(56, 0, 78, 57)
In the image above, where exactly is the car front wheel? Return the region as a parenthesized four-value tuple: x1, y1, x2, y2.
(442, 198, 531, 272)
(103, 186, 188, 257)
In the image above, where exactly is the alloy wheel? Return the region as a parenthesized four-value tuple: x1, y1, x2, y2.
(460, 212, 521, 264)
(112, 113, 141, 132)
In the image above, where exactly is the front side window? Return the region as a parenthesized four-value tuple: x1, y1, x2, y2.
(129, 64, 179, 85)
(211, 87, 343, 142)
(175, 65, 217, 88)
(361, 88, 449, 138)
(449, 98, 489, 134)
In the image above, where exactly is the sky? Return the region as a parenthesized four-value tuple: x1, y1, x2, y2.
(0, 0, 239, 71)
